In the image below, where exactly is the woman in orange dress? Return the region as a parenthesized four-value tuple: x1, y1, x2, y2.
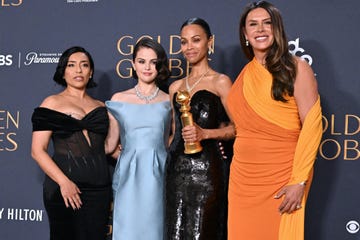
(227, 1, 323, 239)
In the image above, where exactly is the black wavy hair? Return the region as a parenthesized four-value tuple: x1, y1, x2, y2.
(132, 38, 170, 86)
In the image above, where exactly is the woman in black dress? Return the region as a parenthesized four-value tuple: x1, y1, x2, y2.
(31, 46, 112, 240)
(165, 18, 235, 240)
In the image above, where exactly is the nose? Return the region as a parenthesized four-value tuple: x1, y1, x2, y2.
(186, 42, 193, 50)
(257, 23, 264, 32)
(75, 64, 82, 73)
(145, 62, 151, 70)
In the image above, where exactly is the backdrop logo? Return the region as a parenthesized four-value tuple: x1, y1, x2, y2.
(0, 110, 19, 152)
(319, 114, 359, 160)
(0, 0, 22, 7)
(23, 52, 61, 66)
(115, 34, 215, 80)
(288, 38, 313, 66)
(0, 207, 43, 222)
(0, 54, 13, 66)
(346, 220, 359, 234)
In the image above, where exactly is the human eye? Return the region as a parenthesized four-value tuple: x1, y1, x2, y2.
(249, 21, 257, 27)
(67, 62, 75, 67)
(180, 39, 187, 45)
(81, 62, 90, 68)
(151, 60, 158, 65)
(137, 59, 145, 64)
(264, 20, 272, 25)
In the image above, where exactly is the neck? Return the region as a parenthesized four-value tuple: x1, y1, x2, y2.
(134, 84, 159, 103)
(188, 63, 209, 77)
(61, 88, 87, 99)
(254, 51, 267, 66)
(136, 82, 158, 95)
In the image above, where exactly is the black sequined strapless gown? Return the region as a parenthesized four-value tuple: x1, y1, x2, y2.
(165, 90, 230, 240)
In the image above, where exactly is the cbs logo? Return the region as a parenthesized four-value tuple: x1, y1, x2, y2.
(0, 54, 13, 66)
(346, 220, 359, 234)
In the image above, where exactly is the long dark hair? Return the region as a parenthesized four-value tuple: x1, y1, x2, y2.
(132, 38, 170, 86)
(239, 1, 296, 102)
(53, 46, 96, 88)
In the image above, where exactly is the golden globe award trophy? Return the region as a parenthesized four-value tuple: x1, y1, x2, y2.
(176, 90, 203, 154)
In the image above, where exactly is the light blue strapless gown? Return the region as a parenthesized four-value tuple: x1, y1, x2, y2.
(106, 100, 171, 240)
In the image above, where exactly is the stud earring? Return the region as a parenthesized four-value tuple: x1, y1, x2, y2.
(246, 40, 249, 46)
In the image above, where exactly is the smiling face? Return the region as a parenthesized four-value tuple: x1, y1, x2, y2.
(132, 47, 158, 84)
(243, 7, 274, 57)
(63, 52, 93, 90)
(180, 24, 212, 65)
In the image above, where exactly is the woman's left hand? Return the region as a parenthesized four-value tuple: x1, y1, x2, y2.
(274, 183, 305, 214)
(182, 123, 205, 143)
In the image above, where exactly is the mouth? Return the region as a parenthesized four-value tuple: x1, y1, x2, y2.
(185, 52, 197, 58)
(255, 36, 268, 41)
(142, 72, 153, 76)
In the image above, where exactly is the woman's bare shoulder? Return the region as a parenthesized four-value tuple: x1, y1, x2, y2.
(38, 94, 63, 108)
(169, 79, 184, 94)
(111, 89, 134, 101)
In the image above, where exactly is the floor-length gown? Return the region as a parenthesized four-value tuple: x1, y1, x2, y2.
(31, 107, 112, 240)
(226, 58, 322, 240)
(106, 101, 171, 240)
(165, 90, 231, 240)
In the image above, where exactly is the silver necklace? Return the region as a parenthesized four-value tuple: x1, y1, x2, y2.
(134, 85, 159, 103)
(185, 68, 210, 93)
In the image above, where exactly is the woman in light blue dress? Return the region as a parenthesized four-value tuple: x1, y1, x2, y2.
(105, 38, 171, 240)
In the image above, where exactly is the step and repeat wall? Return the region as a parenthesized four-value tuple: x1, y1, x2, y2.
(0, 1, 359, 239)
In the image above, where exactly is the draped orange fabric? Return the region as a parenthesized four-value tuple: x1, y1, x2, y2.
(227, 58, 322, 240)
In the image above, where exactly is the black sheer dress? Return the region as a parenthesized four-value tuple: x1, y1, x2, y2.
(31, 107, 112, 240)
(165, 90, 232, 240)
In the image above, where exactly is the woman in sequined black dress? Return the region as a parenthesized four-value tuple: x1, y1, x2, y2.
(31, 46, 112, 240)
(165, 18, 235, 240)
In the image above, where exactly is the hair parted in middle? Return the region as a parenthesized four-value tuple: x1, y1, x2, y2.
(239, 1, 297, 102)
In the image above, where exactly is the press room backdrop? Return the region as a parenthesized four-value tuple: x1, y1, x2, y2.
(0, 1, 359, 239)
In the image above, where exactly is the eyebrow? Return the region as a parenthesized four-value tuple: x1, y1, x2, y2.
(67, 60, 89, 63)
(248, 17, 271, 22)
(181, 34, 201, 39)
(135, 58, 158, 61)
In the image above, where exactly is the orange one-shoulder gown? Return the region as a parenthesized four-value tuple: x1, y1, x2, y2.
(226, 58, 322, 240)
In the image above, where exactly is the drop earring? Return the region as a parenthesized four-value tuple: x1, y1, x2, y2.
(246, 40, 249, 46)
(208, 48, 212, 55)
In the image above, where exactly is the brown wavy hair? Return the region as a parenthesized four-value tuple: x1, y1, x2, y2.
(239, 1, 297, 102)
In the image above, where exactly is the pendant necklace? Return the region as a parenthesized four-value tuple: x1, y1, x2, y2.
(185, 68, 210, 93)
(134, 85, 159, 104)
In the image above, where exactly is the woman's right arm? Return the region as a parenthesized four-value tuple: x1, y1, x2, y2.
(31, 130, 82, 209)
